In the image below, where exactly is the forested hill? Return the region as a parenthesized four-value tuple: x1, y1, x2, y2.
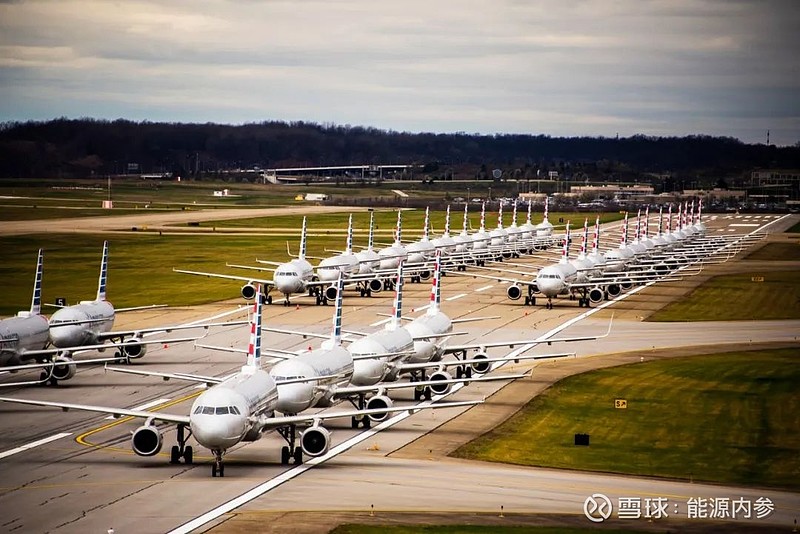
(1, 118, 798, 179)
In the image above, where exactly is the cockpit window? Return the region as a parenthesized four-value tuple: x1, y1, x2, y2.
(215, 406, 229, 415)
(230, 406, 241, 415)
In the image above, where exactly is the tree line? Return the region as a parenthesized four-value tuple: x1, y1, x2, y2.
(1, 118, 797, 183)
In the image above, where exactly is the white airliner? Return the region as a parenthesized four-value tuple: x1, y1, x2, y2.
(175, 217, 335, 306)
(0, 283, 481, 476)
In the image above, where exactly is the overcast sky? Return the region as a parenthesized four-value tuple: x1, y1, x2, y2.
(1, 0, 798, 145)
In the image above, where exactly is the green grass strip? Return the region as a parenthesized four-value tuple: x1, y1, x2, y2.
(452, 349, 800, 490)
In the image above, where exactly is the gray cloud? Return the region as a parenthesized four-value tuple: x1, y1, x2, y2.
(0, 0, 797, 145)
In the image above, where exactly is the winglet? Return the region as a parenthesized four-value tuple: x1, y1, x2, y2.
(329, 273, 345, 346)
(427, 250, 442, 316)
(96, 240, 109, 301)
(246, 284, 263, 369)
(388, 261, 405, 331)
(30, 248, 44, 315)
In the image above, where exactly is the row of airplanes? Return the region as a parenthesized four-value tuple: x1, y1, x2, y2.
(0, 198, 759, 477)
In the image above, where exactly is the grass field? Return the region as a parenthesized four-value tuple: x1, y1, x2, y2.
(0, 232, 341, 316)
(785, 221, 800, 233)
(745, 242, 800, 261)
(452, 349, 800, 490)
(647, 271, 800, 321)
(331, 526, 647, 534)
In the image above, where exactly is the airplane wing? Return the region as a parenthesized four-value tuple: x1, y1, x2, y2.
(0, 395, 191, 425)
(193, 342, 293, 360)
(96, 320, 247, 343)
(446, 269, 528, 286)
(0, 357, 129, 387)
(397, 351, 575, 373)
(105, 366, 343, 386)
(332, 372, 529, 397)
(261, 398, 482, 428)
(173, 268, 277, 288)
(20, 335, 202, 359)
(115, 304, 170, 313)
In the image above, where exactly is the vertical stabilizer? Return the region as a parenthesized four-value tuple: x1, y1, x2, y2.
(644, 206, 650, 238)
(580, 219, 588, 256)
(634, 209, 641, 242)
(593, 216, 600, 254)
(621, 213, 629, 247)
(561, 222, 571, 263)
(668, 204, 673, 232)
(345, 214, 354, 254)
(367, 211, 375, 250)
(444, 205, 451, 236)
(657, 207, 663, 236)
(427, 250, 442, 316)
(543, 197, 549, 222)
(422, 207, 430, 241)
(299, 217, 308, 259)
(497, 203, 504, 229)
(698, 199, 703, 222)
(526, 199, 533, 225)
(329, 273, 345, 346)
(245, 285, 263, 369)
(479, 202, 486, 231)
(96, 240, 109, 301)
(462, 203, 469, 234)
(395, 210, 403, 245)
(30, 249, 44, 315)
(388, 261, 404, 331)
(511, 201, 518, 226)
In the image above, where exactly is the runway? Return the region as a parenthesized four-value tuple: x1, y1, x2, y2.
(0, 213, 797, 533)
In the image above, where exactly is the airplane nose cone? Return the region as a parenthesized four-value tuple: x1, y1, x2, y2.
(191, 415, 246, 450)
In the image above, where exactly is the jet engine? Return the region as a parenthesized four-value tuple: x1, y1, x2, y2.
(470, 352, 490, 374)
(429, 371, 453, 395)
(324, 284, 338, 301)
(506, 284, 522, 301)
(588, 287, 605, 304)
(418, 270, 432, 281)
(653, 263, 670, 276)
(120, 337, 147, 359)
(241, 283, 257, 300)
(369, 279, 383, 293)
(620, 278, 634, 291)
(606, 283, 621, 297)
(366, 395, 393, 422)
(300, 425, 331, 457)
(50, 354, 77, 381)
(132, 424, 163, 456)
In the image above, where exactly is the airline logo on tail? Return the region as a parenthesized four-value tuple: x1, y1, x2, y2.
(621, 213, 629, 245)
(593, 216, 600, 253)
(97, 240, 109, 301)
(31, 249, 44, 315)
(299, 217, 308, 259)
(330, 273, 345, 346)
(561, 222, 571, 262)
(428, 250, 442, 315)
(389, 261, 404, 330)
(581, 219, 589, 255)
(246, 284, 263, 369)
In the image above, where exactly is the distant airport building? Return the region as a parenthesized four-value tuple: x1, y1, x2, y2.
(260, 164, 419, 184)
(570, 184, 654, 202)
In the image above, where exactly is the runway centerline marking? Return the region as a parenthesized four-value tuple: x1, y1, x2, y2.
(475, 285, 494, 292)
(0, 432, 72, 460)
(445, 293, 466, 301)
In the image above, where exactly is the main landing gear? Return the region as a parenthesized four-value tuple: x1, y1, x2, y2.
(171, 424, 194, 465)
(348, 394, 371, 429)
(277, 425, 303, 465)
(411, 370, 433, 401)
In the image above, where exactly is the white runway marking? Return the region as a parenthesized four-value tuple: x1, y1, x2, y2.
(445, 293, 466, 301)
(475, 284, 494, 292)
(730, 223, 760, 227)
(0, 432, 72, 460)
(105, 398, 171, 419)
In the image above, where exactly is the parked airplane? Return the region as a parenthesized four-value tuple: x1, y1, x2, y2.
(0, 283, 481, 476)
(0, 249, 49, 369)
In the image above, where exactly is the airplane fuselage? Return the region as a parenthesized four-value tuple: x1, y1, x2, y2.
(0, 313, 50, 366)
(274, 260, 314, 296)
(270, 345, 354, 414)
(349, 327, 414, 386)
(317, 254, 360, 283)
(49, 301, 115, 348)
(404, 312, 453, 364)
(536, 263, 578, 298)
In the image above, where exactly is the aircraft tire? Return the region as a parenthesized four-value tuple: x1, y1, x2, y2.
(281, 446, 290, 465)
(184, 446, 193, 464)
(351, 416, 359, 429)
(424, 387, 432, 401)
(293, 447, 303, 465)
(219, 464, 224, 477)
(267, 295, 273, 305)
(170, 445, 181, 464)
(362, 416, 371, 429)
(366, 288, 372, 297)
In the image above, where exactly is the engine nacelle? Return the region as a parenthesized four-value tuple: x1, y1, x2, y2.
(506, 284, 522, 300)
(606, 283, 621, 297)
(366, 394, 394, 422)
(301, 425, 331, 457)
(429, 371, 453, 395)
(324, 284, 338, 301)
(131, 424, 163, 457)
(369, 279, 383, 293)
(121, 337, 147, 359)
(241, 283, 257, 300)
(653, 263, 670, 276)
(620, 278, 634, 291)
(588, 287, 605, 304)
(418, 270, 432, 281)
(51, 355, 77, 381)
(470, 352, 490, 374)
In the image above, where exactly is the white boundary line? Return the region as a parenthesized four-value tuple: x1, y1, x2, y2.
(0, 432, 72, 460)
